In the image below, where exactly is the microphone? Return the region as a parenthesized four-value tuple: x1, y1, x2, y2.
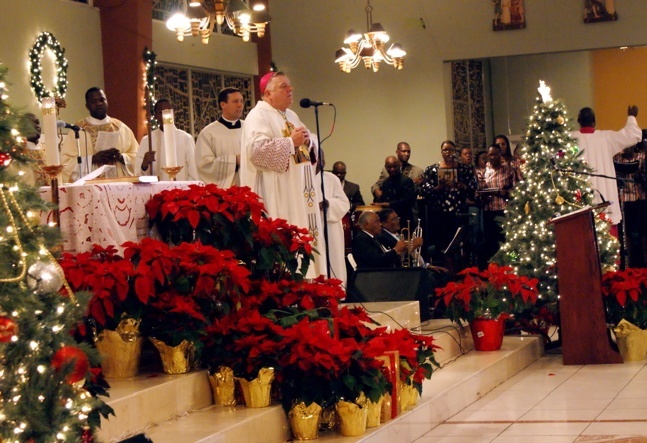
(300, 98, 333, 108)
(56, 120, 80, 132)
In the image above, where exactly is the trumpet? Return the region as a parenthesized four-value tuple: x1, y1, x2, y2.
(400, 219, 423, 267)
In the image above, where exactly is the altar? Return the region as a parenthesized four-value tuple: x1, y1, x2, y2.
(39, 181, 202, 253)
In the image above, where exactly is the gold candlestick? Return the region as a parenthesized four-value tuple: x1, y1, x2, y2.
(42, 164, 65, 227)
(161, 165, 183, 181)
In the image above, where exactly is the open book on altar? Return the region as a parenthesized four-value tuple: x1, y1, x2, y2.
(70, 165, 158, 186)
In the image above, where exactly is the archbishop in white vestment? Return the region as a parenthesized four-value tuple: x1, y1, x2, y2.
(318, 171, 350, 286)
(240, 72, 327, 279)
(137, 127, 198, 181)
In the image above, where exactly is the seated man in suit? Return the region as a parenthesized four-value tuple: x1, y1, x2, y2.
(352, 210, 406, 269)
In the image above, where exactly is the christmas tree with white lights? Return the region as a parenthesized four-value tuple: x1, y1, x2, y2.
(0, 65, 110, 442)
(493, 81, 618, 306)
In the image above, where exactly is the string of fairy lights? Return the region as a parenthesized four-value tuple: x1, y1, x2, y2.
(28, 32, 68, 103)
(143, 48, 158, 130)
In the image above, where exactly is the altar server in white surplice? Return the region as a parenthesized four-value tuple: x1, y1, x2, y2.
(137, 99, 198, 181)
(571, 105, 641, 225)
(318, 169, 350, 286)
(240, 71, 327, 279)
(195, 87, 244, 187)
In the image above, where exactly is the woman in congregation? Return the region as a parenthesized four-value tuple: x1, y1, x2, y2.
(478, 143, 517, 269)
(494, 134, 523, 181)
(419, 140, 477, 270)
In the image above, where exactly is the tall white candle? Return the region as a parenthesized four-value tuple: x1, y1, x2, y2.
(161, 109, 178, 167)
(40, 97, 59, 165)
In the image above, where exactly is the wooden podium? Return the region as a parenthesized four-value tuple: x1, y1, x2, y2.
(550, 206, 622, 365)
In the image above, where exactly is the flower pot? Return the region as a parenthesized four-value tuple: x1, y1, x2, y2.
(236, 367, 275, 408)
(469, 316, 505, 351)
(399, 382, 419, 411)
(614, 319, 647, 362)
(150, 338, 196, 374)
(335, 400, 367, 437)
(208, 366, 236, 406)
(380, 393, 392, 423)
(319, 405, 337, 431)
(289, 401, 322, 440)
(94, 318, 143, 378)
(365, 396, 384, 428)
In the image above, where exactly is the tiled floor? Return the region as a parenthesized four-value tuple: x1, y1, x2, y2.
(416, 352, 647, 443)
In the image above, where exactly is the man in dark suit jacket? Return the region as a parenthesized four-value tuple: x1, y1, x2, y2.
(332, 161, 365, 212)
(352, 210, 405, 269)
(373, 156, 416, 229)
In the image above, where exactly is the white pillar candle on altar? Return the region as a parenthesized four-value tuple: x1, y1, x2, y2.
(40, 97, 59, 165)
(161, 109, 178, 167)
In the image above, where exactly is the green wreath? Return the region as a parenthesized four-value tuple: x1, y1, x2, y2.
(29, 32, 68, 103)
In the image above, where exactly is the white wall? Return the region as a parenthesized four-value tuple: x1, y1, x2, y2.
(0, 0, 103, 122)
(269, 0, 647, 204)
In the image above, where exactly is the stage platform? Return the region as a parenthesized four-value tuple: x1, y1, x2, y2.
(95, 302, 544, 443)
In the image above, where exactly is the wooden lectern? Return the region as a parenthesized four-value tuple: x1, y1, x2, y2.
(549, 206, 622, 365)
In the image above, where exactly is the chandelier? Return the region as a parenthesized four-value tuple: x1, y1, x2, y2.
(166, 0, 271, 44)
(334, 0, 406, 73)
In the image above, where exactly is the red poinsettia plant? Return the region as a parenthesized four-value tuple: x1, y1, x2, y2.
(435, 263, 540, 323)
(602, 268, 647, 329)
(146, 184, 315, 280)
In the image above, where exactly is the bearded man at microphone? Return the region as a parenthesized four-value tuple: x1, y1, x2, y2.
(240, 71, 328, 278)
(60, 87, 138, 183)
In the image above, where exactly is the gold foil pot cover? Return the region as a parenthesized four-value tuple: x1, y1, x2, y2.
(399, 381, 419, 411)
(236, 367, 275, 408)
(318, 405, 337, 431)
(150, 338, 196, 374)
(94, 318, 143, 378)
(335, 400, 367, 437)
(288, 401, 322, 440)
(209, 366, 236, 406)
(365, 395, 384, 428)
(380, 393, 392, 423)
(614, 318, 647, 362)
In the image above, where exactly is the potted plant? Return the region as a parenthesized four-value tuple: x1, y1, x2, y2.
(60, 244, 150, 378)
(435, 263, 539, 351)
(602, 268, 647, 361)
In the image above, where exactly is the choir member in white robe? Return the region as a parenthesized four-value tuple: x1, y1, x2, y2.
(195, 88, 244, 187)
(571, 105, 641, 225)
(240, 71, 327, 279)
(137, 99, 198, 181)
(318, 170, 350, 286)
(60, 87, 138, 183)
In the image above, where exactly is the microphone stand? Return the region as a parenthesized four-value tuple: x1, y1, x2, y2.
(312, 104, 331, 279)
(554, 165, 633, 269)
(73, 128, 82, 180)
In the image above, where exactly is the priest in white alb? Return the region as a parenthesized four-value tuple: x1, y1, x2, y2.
(195, 87, 244, 187)
(60, 87, 138, 183)
(137, 99, 198, 181)
(240, 71, 327, 278)
(317, 167, 350, 286)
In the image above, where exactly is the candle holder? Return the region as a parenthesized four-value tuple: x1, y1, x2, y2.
(42, 164, 65, 227)
(161, 166, 183, 181)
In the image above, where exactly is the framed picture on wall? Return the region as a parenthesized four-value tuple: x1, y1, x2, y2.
(584, 0, 618, 23)
(492, 0, 526, 31)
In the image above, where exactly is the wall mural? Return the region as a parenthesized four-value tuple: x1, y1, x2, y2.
(584, 0, 617, 23)
(492, 0, 526, 31)
(451, 60, 487, 152)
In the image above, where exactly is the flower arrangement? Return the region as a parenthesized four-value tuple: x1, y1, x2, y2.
(602, 268, 647, 329)
(146, 184, 314, 280)
(435, 263, 540, 323)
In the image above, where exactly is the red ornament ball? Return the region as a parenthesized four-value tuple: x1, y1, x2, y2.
(0, 152, 12, 168)
(52, 346, 89, 384)
(0, 316, 18, 343)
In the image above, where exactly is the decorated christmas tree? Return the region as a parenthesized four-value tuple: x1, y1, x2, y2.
(0, 65, 110, 442)
(493, 81, 618, 306)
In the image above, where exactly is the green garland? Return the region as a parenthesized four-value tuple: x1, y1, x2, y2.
(143, 47, 158, 129)
(29, 32, 68, 103)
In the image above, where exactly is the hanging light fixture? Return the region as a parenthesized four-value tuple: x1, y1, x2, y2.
(334, 0, 406, 73)
(166, 0, 271, 45)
